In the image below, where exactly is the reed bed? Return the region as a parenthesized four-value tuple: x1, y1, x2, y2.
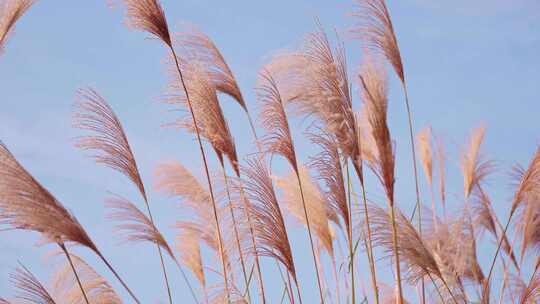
(0, 0, 539, 303)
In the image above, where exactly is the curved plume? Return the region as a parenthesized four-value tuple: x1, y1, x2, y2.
(276, 166, 334, 256)
(122, 0, 171, 46)
(51, 254, 122, 304)
(417, 127, 433, 187)
(256, 69, 297, 170)
(167, 63, 240, 175)
(10, 263, 56, 304)
(308, 131, 349, 234)
(352, 0, 404, 83)
(265, 25, 358, 164)
(154, 161, 231, 262)
(368, 204, 441, 285)
(460, 126, 493, 199)
(358, 60, 394, 202)
(435, 135, 446, 211)
(510, 147, 540, 214)
(73, 87, 148, 200)
(0, 142, 97, 251)
(427, 214, 484, 286)
(175, 226, 206, 288)
(509, 270, 540, 304)
(0, 0, 34, 53)
(175, 28, 246, 110)
(518, 192, 540, 263)
(106, 195, 175, 260)
(240, 157, 297, 279)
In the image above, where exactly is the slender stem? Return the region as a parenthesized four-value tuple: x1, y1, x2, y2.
(345, 163, 356, 304)
(237, 178, 267, 303)
(295, 170, 325, 303)
(96, 252, 140, 304)
(293, 274, 303, 304)
(331, 256, 341, 304)
(173, 261, 200, 304)
(352, 159, 380, 304)
(426, 273, 445, 303)
(222, 165, 251, 303)
(141, 197, 173, 304)
(486, 210, 514, 286)
(170, 47, 231, 302)
(389, 204, 404, 304)
(402, 83, 424, 304)
(360, 182, 380, 304)
(245, 109, 263, 153)
(59, 243, 89, 304)
(241, 103, 267, 303)
(439, 275, 459, 304)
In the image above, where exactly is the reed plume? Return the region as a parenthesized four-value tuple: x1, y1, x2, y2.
(175, 28, 244, 105)
(73, 87, 174, 303)
(518, 192, 540, 263)
(358, 59, 404, 303)
(486, 146, 540, 284)
(154, 162, 232, 291)
(435, 136, 447, 216)
(167, 63, 251, 296)
(239, 157, 300, 302)
(417, 127, 433, 188)
(265, 24, 379, 303)
(353, 0, 424, 298)
(51, 254, 123, 304)
(0, 141, 140, 303)
(276, 166, 334, 257)
(460, 126, 491, 200)
(308, 131, 350, 235)
(175, 226, 206, 296)
(106, 195, 175, 259)
(9, 263, 56, 304)
(257, 69, 324, 302)
(0, 0, 34, 54)
(368, 204, 458, 303)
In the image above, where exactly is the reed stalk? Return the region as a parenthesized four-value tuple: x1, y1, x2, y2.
(58, 243, 90, 304)
(221, 166, 251, 303)
(169, 47, 231, 302)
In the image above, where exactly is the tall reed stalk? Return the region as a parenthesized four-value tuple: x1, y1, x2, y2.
(73, 88, 174, 303)
(257, 70, 325, 302)
(120, 0, 232, 300)
(221, 166, 251, 303)
(58, 243, 90, 304)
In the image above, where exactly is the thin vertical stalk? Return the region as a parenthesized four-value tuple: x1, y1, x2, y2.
(142, 197, 173, 304)
(402, 83, 424, 304)
(389, 204, 404, 304)
(331, 256, 341, 304)
(96, 252, 141, 304)
(293, 274, 304, 304)
(239, 108, 267, 303)
(221, 165, 251, 303)
(345, 163, 356, 304)
(295, 170, 325, 303)
(172, 261, 200, 304)
(350, 160, 380, 304)
(169, 47, 231, 302)
(59, 243, 90, 304)
(486, 210, 514, 286)
(237, 180, 267, 303)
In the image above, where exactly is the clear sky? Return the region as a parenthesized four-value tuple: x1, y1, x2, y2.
(0, 0, 539, 303)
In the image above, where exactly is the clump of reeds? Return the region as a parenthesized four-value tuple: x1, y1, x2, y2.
(2, 1, 540, 304)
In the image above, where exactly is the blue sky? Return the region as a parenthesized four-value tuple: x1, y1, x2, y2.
(0, 0, 539, 302)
